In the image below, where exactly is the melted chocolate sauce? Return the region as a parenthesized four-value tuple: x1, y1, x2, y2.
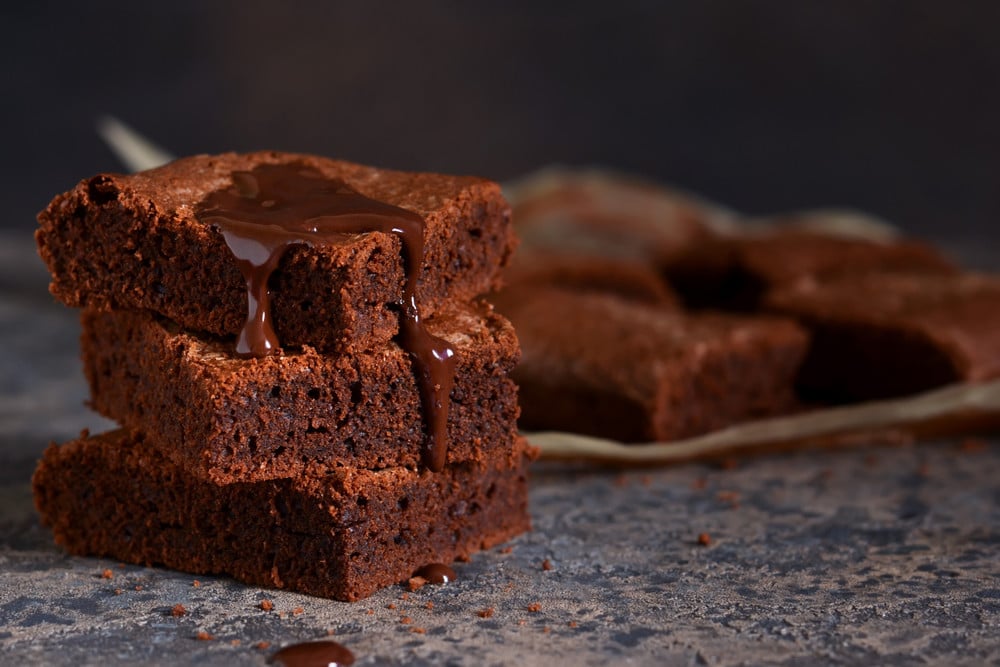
(268, 640, 355, 667)
(413, 562, 457, 585)
(197, 163, 457, 471)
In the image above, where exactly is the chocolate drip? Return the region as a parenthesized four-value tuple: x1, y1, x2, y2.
(413, 562, 457, 584)
(268, 640, 355, 666)
(196, 163, 457, 471)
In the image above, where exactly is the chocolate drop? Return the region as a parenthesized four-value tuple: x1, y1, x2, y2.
(196, 163, 457, 471)
(268, 640, 355, 667)
(413, 562, 457, 585)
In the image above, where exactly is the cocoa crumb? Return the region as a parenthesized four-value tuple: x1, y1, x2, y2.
(196, 631, 214, 641)
(541, 559, 553, 571)
(117, 563, 125, 569)
(613, 474, 629, 488)
(292, 607, 304, 616)
(407, 576, 427, 592)
(230, 640, 241, 646)
(192, 580, 201, 588)
(477, 607, 495, 618)
(387, 603, 396, 610)
(101, 569, 113, 579)
(113, 588, 122, 596)
(400, 593, 410, 601)
(410, 627, 426, 634)
(256, 641, 271, 650)
(568, 621, 578, 628)
(499, 546, 514, 554)
(259, 599, 273, 612)
(134, 585, 144, 591)
(697, 532, 712, 546)
(518, 619, 526, 626)
(400, 616, 412, 625)
(171, 604, 187, 617)
(366, 609, 374, 615)
(424, 602, 434, 610)
(543, 626, 551, 634)
(455, 554, 471, 563)
(527, 602, 542, 613)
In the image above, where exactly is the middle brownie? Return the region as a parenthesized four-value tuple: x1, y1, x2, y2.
(82, 301, 520, 483)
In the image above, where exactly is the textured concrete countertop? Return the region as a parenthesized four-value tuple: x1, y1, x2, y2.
(1, 232, 998, 666)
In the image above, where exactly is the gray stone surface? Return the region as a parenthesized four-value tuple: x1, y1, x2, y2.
(1, 232, 998, 666)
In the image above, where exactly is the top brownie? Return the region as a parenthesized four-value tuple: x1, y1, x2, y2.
(36, 151, 515, 353)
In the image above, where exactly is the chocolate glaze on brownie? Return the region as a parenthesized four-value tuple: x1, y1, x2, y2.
(195, 162, 457, 470)
(33, 429, 536, 602)
(765, 272, 1000, 400)
(664, 230, 956, 310)
(36, 151, 515, 355)
(493, 287, 808, 442)
(82, 301, 520, 483)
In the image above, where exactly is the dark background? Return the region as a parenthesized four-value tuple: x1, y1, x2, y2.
(4, 2, 998, 245)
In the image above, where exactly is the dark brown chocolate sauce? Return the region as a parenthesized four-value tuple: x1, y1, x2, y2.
(197, 163, 456, 471)
(413, 562, 457, 585)
(268, 640, 355, 667)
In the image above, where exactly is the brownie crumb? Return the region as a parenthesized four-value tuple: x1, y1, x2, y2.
(518, 619, 526, 626)
(366, 609, 374, 616)
(326, 628, 336, 636)
(171, 604, 187, 617)
(192, 580, 201, 588)
(691, 477, 708, 490)
(259, 599, 274, 612)
(410, 627, 426, 634)
(424, 602, 434, 610)
(720, 458, 739, 471)
(499, 546, 514, 554)
(400, 616, 412, 625)
(407, 576, 428, 592)
(697, 532, 712, 546)
(134, 585, 144, 591)
(543, 626, 551, 634)
(541, 559, 553, 571)
(477, 607, 495, 618)
(400, 593, 410, 601)
(387, 603, 397, 610)
(527, 602, 542, 613)
(568, 621, 578, 628)
(195, 631, 214, 641)
(230, 639, 241, 647)
(113, 588, 122, 596)
(292, 607, 304, 616)
(256, 641, 271, 650)
(101, 569, 113, 579)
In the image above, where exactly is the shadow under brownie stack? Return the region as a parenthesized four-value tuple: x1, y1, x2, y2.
(32, 151, 533, 601)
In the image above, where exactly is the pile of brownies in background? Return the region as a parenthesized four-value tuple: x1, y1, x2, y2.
(496, 167, 1000, 443)
(33, 152, 533, 601)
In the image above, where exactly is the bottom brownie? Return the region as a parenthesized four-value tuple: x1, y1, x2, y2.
(33, 429, 534, 601)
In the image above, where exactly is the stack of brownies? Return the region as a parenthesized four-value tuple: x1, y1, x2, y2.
(32, 151, 533, 601)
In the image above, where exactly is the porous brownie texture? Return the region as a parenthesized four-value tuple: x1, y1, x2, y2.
(33, 429, 535, 601)
(764, 272, 1000, 400)
(82, 301, 521, 483)
(664, 231, 956, 310)
(37, 151, 516, 353)
(494, 287, 809, 442)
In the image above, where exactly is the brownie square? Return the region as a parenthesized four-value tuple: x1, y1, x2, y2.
(33, 429, 535, 602)
(493, 287, 808, 442)
(765, 272, 1000, 400)
(36, 151, 515, 353)
(664, 230, 956, 310)
(82, 301, 521, 483)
